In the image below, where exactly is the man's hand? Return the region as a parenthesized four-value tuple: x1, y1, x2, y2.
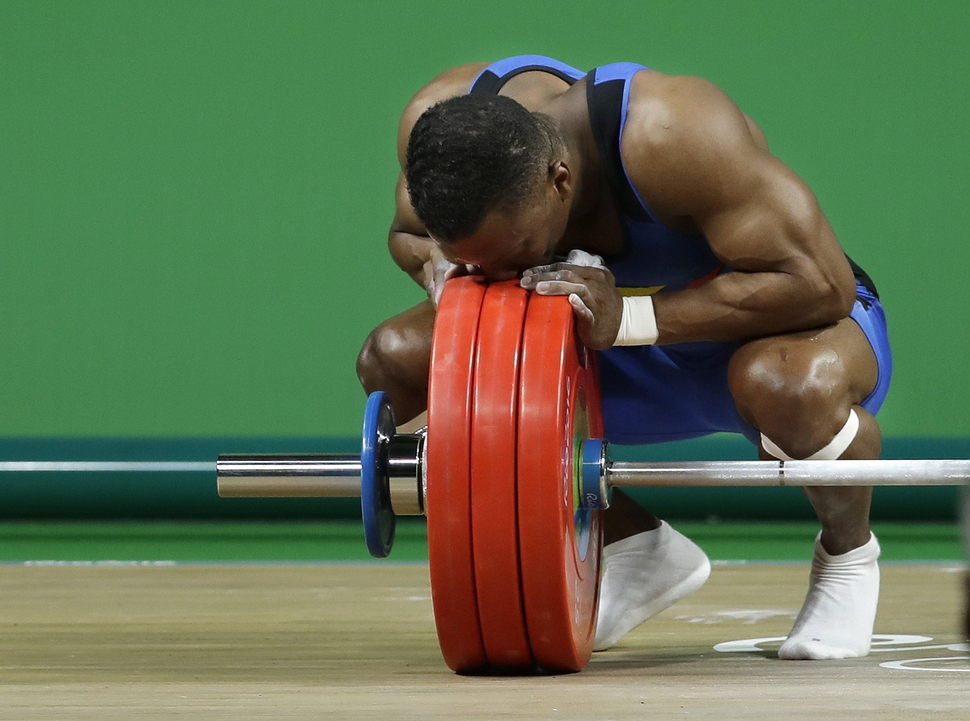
(424, 246, 480, 306)
(519, 250, 623, 350)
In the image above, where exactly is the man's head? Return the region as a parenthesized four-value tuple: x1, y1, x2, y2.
(406, 94, 572, 279)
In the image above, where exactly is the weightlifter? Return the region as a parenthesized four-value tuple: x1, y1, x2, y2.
(357, 56, 892, 660)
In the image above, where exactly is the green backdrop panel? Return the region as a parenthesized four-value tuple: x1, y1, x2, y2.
(1, 1, 968, 439)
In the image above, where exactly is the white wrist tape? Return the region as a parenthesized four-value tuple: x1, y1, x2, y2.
(613, 295, 659, 346)
(761, 408, 860, 462)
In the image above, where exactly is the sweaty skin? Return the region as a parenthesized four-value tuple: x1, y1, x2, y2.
(359, 61, 881, 557)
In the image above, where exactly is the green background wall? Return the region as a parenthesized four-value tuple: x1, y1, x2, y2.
(2, 1, 968, 444)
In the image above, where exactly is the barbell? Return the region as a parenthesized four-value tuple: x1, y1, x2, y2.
(216, 277, 969, 674)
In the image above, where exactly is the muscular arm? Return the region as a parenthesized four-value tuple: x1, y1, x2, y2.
(388, 63, 489, 294)
(625, 73, 856, 345)
(389, 173, 437, 288)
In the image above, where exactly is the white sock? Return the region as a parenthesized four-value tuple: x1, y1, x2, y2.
(778, 532, 880, 660)
(594, 522, 711, 651)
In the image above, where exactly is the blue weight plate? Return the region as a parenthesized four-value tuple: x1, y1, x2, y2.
(361, 391, 396, 558)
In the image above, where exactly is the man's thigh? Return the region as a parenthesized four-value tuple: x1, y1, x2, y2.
(598, 341, 757, 445)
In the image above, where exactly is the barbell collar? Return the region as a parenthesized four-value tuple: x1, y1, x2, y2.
(387, 434, 424, 516)
(216, 455, 364, 497)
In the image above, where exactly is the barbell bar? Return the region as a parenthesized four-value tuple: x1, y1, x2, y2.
(215, 390, 970, 568)
(6, 454, 960, 492)
(217, 415, 969, 501)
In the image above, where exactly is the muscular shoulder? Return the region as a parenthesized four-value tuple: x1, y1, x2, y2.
(395, 62, 490, 167)
(621, 71, 771, 225)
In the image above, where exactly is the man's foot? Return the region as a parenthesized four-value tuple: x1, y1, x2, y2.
(594, 522, 711, 651)
(778, 532, 880, 660)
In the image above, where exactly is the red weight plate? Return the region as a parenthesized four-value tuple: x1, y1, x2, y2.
(517, 295, 603, 673)
(427, 275, 488, 673)
(470, 281, 533, 671)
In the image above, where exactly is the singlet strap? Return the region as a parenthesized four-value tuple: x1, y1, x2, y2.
(585, 67, 653, 223)
(470, 55, 584, 95)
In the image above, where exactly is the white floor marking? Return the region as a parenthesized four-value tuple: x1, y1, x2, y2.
(716, 634, 970, 672)
(678, 609, 793, 626)
(880, 655, 970, 672)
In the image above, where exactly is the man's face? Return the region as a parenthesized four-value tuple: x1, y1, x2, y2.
(438, 185, 568, 281)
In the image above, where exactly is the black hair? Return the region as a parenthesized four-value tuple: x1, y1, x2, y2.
(405, 94, 560, 242)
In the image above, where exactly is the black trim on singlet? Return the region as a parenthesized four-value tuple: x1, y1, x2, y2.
(846, 255, 879, 301)
(584, 73, 653, 223)
(470, 64, 580, 96)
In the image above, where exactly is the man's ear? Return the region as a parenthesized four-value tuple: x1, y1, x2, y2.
(550, 160, 572, 203)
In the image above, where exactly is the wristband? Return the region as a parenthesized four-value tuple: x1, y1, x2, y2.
(613, 295, 659, 346)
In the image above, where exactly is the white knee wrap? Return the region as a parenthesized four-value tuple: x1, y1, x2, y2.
(761, 409, 860, 462)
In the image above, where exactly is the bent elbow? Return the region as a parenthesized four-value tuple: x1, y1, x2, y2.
(835, 280, 857, 319)
(812, 273, 856, 326)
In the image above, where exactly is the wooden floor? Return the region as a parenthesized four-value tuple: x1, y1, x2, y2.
(1, 561, 967, 720)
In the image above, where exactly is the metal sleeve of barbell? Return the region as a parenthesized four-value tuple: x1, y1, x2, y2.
(606, 459, 970, 487)
(216, 455, 363, 497)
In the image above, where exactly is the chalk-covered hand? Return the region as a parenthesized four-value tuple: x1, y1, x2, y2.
(424, 247, 480, 307)
(519, 250, 623, 350)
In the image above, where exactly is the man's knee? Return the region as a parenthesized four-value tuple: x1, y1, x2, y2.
(356, 328, 382, 393)
(356, 302, 435, 422)
(357, 305, 434, 396)
(729, 340, 845, 420)
(728, 339, 853, 456)
(357, 322, 410, 393)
